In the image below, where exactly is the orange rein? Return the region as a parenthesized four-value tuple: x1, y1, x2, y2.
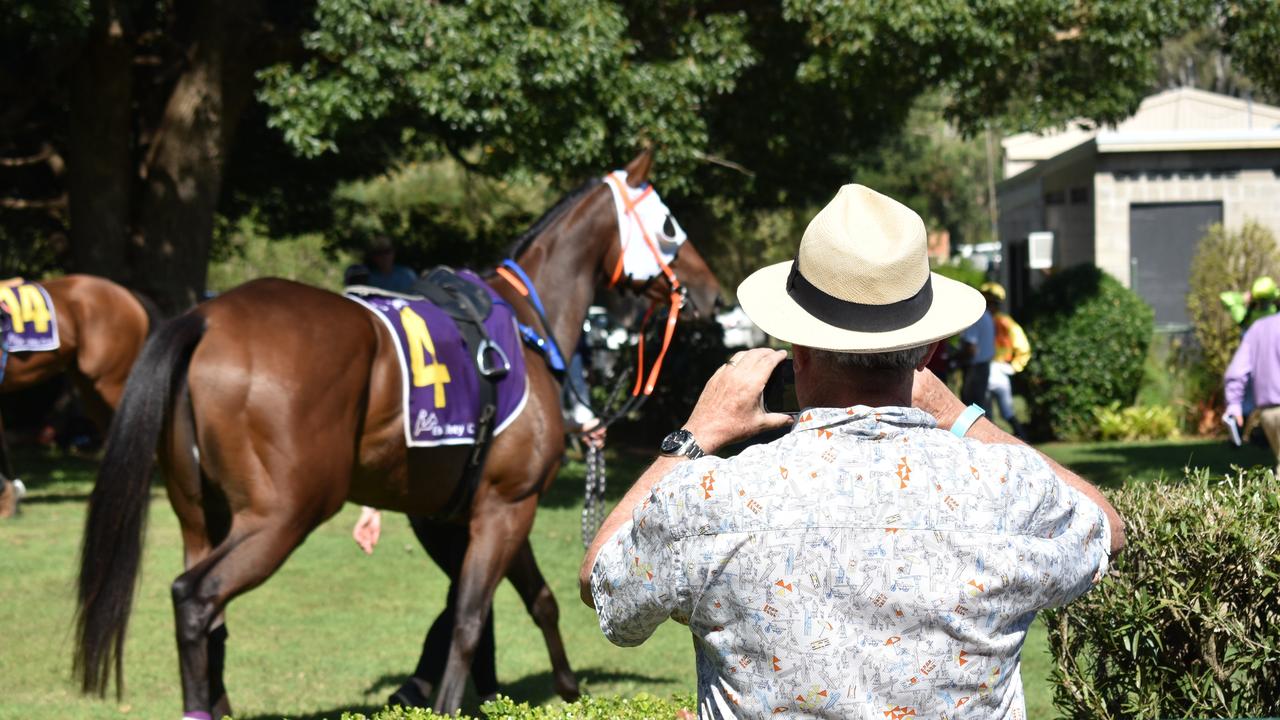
(602, 172, 684, 398)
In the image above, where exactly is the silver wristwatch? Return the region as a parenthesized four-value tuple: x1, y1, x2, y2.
(659, 428, 705, 459)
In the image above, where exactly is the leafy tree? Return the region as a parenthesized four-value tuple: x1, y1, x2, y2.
(4, 0, 1280, 309)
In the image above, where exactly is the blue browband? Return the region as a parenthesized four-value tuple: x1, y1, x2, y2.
(501, 259, 567, 375)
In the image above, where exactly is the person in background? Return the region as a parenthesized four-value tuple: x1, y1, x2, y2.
(1221, 276, 1280, 331)
(982, 282, 1031, 438)
(1225, 311, 1280, 475)
(350, 235, 417, 293)
(958, 282, 995, 408)
(1221, 276, 1280, 436)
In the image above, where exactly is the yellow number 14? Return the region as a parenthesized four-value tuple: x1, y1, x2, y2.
(0, 284, 52, 334)
(399, 306, 451, 408)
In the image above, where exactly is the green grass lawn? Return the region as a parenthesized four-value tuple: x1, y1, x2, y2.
(0, 437, 1272, 719)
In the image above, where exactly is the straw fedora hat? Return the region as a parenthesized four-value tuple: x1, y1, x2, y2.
(737, 184, 984, 353)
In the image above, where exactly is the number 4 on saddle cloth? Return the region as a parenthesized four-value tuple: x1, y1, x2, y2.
(345, 268, 528, 449)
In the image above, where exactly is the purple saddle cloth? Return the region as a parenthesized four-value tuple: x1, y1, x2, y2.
(346, 274, 528, 447)
(1, 281, 60, 353)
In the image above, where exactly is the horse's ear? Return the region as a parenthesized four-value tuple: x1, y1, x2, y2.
(623, 146, 655, 188)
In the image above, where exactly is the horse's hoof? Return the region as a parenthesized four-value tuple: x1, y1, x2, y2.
(388, 677, 433, 709)
(555, 676, 581, 703)
(211, 693, 232, 720)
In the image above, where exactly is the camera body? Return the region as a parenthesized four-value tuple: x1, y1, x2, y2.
(762, 358, 799, 415)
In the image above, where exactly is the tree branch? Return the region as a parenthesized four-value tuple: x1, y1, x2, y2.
(0, 143, 65, 176)
(0, 195, 68, 210)
(695, 151, 755, 177)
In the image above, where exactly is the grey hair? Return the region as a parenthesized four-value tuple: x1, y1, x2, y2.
(811, 344, 933, 372)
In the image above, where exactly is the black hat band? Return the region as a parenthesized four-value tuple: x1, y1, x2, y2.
(785, 259, 933, 332)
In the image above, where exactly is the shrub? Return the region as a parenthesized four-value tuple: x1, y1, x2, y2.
(1046, 467, 1280, 718)
(930, 257, 986, 289)
(1186, 221, 1280, 415)
(1022, 264, 1154, 440)
(208, 215, 356, 293)
(331, 692, 693, 719)
(1090, 403, 1179, 441)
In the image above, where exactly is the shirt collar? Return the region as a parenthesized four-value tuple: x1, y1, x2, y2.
(790, 405, 938, 438)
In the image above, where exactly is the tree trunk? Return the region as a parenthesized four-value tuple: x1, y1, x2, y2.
(134, 0, 260, 313)
(67, 0, 134, 284)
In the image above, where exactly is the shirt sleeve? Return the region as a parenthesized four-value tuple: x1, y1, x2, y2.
(1224, 327, 1255, 418)
(1019, 457, 1112, 610)
(589, 467, 693, 647)
(960, 320, 978, 346)
(1009, 318, 1032, 373)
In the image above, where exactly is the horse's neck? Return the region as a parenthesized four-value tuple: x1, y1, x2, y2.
(516, 233, 602, 357)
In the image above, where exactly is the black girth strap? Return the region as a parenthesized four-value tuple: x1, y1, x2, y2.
(412, 267, 511, 521)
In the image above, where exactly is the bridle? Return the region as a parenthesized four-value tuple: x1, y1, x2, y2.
(601, 172, 686, 407)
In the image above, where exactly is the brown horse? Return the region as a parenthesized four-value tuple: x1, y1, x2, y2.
(74, 151, 721, 717)
(0, 275, 155, 516)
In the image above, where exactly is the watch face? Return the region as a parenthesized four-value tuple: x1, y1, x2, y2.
(661, 429, 692, 454)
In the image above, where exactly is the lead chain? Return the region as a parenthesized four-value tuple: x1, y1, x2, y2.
(581, 442, 608, 549)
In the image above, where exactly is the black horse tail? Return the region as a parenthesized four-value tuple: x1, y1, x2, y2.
(75, 312, 205, 698)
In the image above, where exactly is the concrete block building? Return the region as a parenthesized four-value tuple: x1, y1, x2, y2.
(997, 88, 1280, 329)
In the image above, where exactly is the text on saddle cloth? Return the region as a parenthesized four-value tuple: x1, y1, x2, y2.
(345, 276, 528, 448)
(0, 281, 59, 353)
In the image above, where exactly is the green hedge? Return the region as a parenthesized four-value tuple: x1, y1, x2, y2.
(1022, 264, 1153, 440)
(328, 693, 692, 719)
(1046, 467, 1280, 718)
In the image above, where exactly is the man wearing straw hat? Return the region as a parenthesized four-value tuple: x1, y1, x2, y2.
(581, 185, 1124, 719)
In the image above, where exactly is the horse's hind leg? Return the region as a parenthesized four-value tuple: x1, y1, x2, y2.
(433, 498, 537, 713)
(165, 384, 235, 719)
(506, 538, 579, 701)
(171, 518, 314, 718)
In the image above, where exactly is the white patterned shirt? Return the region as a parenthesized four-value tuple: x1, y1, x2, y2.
(590, 406, 1110, 719)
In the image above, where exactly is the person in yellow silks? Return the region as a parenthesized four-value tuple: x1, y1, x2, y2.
(981, 282, 1031, 438)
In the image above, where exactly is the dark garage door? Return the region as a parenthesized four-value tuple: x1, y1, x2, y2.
(1130, 201, 1223, 327)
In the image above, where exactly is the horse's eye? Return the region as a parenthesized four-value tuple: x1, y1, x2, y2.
(663, 215, 676, 239)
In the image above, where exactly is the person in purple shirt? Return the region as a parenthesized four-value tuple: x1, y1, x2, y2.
(1225, 312, 1280, 474)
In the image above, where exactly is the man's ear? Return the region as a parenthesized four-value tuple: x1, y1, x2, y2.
(917, 341, 942, 371)
(792, 344, 811, 373)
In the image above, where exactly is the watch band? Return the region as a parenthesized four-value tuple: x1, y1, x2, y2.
(951, 404, 986, 438)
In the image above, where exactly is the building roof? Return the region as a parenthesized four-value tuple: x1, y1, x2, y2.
(1002, 87, 1280, 178)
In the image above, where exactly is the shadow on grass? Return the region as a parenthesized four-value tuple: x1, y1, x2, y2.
(237, 668, 675, 720)
(18, 491, 93, 504)
(1039, 438, 1274, 489)
(237, 703, 384, 720)
(501, 666, 677, 707)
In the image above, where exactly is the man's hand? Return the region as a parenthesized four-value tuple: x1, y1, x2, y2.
(911, 368, 966, 429)
(684, 348, 794, 453)
(353, 506, 382, 555)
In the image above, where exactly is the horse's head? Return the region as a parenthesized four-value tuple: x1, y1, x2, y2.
(600, 149, 722, 320)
